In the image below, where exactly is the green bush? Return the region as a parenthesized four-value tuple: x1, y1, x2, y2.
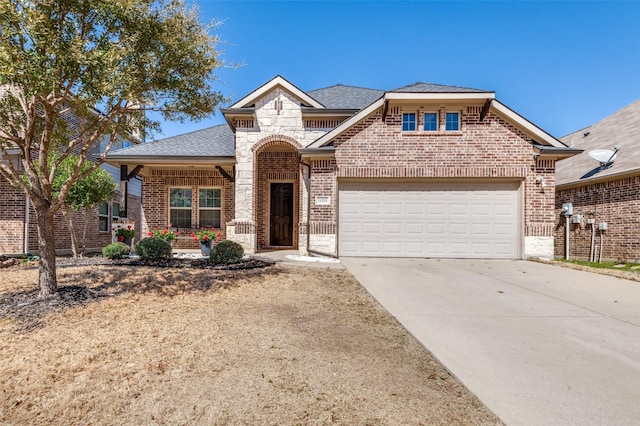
(102, 242, 131, 259)
(135, 237, 172, 261)
(210, 240, 244, 265)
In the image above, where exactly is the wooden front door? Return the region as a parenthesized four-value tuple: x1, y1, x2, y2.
(269, 182, 294, 246)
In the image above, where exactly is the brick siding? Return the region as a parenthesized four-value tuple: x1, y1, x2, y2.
(317, 105, 557, 239)
(254, 144, 299, 250)
(142, 168, 234, 249)
(555, 176, 640, 262)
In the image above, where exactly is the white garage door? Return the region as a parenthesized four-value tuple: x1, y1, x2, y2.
(339, 181, 521, 258)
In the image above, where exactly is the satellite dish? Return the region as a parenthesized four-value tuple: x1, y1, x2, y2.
(588, 149, 617, 166)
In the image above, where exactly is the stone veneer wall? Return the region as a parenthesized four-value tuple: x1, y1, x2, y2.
(555, 176, 640, 262)
(142, 168, 234, 249)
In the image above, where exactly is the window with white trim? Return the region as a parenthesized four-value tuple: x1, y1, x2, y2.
(402, 113, 416, 131)
(423, 112, 438, 131)
(169, 188, 192, 228)
(445, 112, 460, 131)
(98, 203, 109, 232)
(112, 202, 120, 220)
(198, 188, 222, 228)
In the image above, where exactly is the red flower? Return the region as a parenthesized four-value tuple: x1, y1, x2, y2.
(127, 225, 132, 230)
(148, 232, 153, 237)
(117, 236, 124, 242)
(153, 227, 158, 231)
(190, 232, 195, 237)
(203, 235, 208, 241)
(162, 229, 168, 234)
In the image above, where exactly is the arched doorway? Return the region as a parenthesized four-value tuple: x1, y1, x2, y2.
(253, 138, 300, 250)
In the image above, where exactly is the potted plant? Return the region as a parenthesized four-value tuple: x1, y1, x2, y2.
(114, 224, 135, 246)
(148, 226, 178, 243)
(191, 227, 222, 256)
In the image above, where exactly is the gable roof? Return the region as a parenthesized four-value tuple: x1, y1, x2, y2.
(229, 75, 323, 109)
(107, 124, 234, 164)
(556, 99, 640, 187)
(306, 85, 384, 110)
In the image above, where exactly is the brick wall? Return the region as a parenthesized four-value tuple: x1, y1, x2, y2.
(142, 168, 234, 249)
(0, 177, 26, 254)
(555, 176, 640, 262)
(1, 175, 142, 255)
(255, 146, 299, 250)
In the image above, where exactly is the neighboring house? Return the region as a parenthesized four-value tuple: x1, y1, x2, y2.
(107, 75, 578, 259)
(555, 99, 640, 262)
(0, 106, 143, 256)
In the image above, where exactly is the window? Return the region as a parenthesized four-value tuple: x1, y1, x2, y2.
(446, 112, 460, 131)
(423, 112, 438, 131)
(402, 113, 416, 131)
(199, 188, 222, 228)
(169, 188, 192, 228)
(112, 202, 120, 219)
(98, 203, 109, 232)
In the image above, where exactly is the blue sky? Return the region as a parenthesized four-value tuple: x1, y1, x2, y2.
(154, 1, 640, 142)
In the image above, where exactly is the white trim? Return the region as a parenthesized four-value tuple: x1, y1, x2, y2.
(309, 98, 385, 147)
(168, 187, 193, 228)
(445, 111, 461, 131)
(423, 111, 439, 132)
(491, 100, 565, 148)
(385, 92, 495, 101)
(197, 187, 223, 229)
(229, 76, 324, 109)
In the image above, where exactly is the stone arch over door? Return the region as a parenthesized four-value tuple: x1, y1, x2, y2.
(253, 136, 301, 250)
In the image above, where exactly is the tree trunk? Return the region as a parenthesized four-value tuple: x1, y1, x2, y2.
(61, 206, 80, 258)
(34, 207, 58, 298)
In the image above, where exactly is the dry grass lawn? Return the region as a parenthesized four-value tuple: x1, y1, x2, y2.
(1, 261, 501, 425)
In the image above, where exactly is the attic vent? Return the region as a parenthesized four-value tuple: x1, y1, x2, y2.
(304, 119, 344, 129)
(236, 119, 254, 129)
(389, 106, 400, 115)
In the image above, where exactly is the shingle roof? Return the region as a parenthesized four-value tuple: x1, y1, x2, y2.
(306, 85, 384, 110)
(108, 124, 234, 158)
(556, 99, 640, 186)
(391, 82, 490, 93)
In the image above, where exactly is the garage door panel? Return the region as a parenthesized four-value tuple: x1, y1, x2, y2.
(339, 181, 520, 258)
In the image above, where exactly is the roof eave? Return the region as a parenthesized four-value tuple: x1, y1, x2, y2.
(299, 147, 336, 159)
(385, 92, 495, 100)
(229, 75, 324, 109)
(557, 168, 640, 190)
(532, 144, 583, 160)
(106, 155, 235, 166)
(492, 100, 565, 148)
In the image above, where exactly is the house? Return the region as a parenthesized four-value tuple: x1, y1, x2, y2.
(555, 99, 640, 262)
(0, 93, 143, 256)
(107, 75, 578, 259)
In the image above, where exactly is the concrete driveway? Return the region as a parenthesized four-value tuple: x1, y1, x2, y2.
(341, 258, 640, 426)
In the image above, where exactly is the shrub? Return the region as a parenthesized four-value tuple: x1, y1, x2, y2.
(102, 242, 131, 259)
(135, 237, 172, 261)
(210, 240, 244, 265)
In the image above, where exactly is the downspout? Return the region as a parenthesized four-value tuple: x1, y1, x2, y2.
(589, 221, 596, 262)
(24, 195, 30, 255)
(565, 215, 570, 260)
(300, 160, 312, 255)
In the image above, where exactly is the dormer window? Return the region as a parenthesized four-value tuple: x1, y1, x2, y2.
(402, 113, 416, 131)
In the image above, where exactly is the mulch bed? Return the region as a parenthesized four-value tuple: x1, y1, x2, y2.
(0, 255, 275, 333)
